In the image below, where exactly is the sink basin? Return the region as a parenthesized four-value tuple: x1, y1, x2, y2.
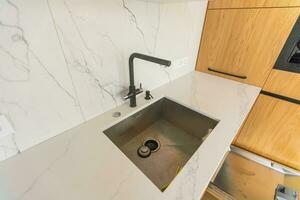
(104, 97, 219, 191)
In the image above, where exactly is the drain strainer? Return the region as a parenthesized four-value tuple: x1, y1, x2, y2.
(144, 138, 160, 152)
(137, 145, 151, 158)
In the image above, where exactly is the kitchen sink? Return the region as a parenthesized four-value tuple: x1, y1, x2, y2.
(104, 97, 219, 191)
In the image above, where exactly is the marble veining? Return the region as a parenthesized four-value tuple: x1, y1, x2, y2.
(0, 72, 260, 200)
(0, 0, 208, 161)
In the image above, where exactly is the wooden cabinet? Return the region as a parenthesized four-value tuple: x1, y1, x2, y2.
(201, 186, 231, 200)
(208, 0, 300, 9)
(201, 191, 220, 200)
(201, 191, 222, 200)
(234, 94, 300, 170)
(196, 8, 299, 87)
(263, 69, 300, 100)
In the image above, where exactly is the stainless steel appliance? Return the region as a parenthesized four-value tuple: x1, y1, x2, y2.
(207, 146, 300, 200)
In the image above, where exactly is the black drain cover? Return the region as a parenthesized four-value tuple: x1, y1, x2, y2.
(144, 139, 160, 152)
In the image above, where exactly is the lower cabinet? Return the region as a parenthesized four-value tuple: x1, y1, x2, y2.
(234, 94, 300, 170)
(201, 191, 220, 200)
(201, 186, 229, 200)
(263, 69, 300, 101)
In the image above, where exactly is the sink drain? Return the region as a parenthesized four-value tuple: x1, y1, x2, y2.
(137, 138, 161, 158)
(144, 138, 160, 152)
(137, 145, 151, 158)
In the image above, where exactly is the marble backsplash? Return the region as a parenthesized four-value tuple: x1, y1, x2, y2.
(0, 0, 207, 161)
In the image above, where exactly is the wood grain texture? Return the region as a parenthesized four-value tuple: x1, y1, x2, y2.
(201, 191, 220, 200)
(201, 186, 232, 200)
(208, 0, 300, 9)
(234, 94, 300, 170)
(196, 8, 300, 87)
(263, 69, 300, 100)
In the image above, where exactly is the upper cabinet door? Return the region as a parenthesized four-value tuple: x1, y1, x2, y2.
(208, 0, 300, 9)
(196, 8, 300, 87)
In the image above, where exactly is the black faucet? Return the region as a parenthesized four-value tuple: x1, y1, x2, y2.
(124, 53, 171, 107)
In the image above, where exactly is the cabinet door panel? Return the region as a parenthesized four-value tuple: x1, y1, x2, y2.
(196, 8, 299, 87)
(208, 0, 300, 9)
(234, 94, 300, 170)
(263, 69, 300, 100)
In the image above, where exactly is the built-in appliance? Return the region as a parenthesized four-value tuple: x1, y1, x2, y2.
(205, 146, 300, 200)
(274, 16, 300, 73)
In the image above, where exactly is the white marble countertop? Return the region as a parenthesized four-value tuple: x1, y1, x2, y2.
(0, 72, 260, 200)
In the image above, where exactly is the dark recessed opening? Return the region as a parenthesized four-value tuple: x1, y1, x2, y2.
(144, 139, 160, 152)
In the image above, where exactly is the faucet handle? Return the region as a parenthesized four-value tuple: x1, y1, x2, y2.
(123, 83, 143, 100)
(136, 83, 143, 94)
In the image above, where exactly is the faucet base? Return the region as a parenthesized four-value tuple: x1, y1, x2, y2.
(129, 85, 137, 107)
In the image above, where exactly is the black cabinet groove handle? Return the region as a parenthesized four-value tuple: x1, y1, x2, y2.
(208, 67, 247, 79)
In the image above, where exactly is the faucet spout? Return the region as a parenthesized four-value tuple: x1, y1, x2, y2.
(127, 53, 171, 107)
